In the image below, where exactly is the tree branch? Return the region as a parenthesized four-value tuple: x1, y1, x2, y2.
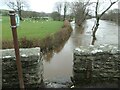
(95, 0, 99, 18)
(99, 0, 119, 18)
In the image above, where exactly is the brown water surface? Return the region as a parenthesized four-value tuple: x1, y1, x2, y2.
(43, 18, 119, 83)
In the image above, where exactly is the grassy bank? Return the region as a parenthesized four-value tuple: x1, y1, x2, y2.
(2, 16, 63, 40)
(2, 16, 73, 51)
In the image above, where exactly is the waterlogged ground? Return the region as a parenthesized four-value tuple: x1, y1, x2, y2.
(43, 18, 119, 88)
(84, 18, 118, 45)
(1, 18, 119, 88)
(44, 19, 120, 82)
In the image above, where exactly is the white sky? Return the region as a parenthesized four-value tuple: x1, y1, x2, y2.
(0, 0, 119, 13)
(28, 0, 60, 13)
(28, 0, 74, 13)
(0, 0, 74, 13)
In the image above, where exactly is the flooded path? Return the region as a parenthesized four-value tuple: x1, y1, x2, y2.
(43, 18, 119, 83)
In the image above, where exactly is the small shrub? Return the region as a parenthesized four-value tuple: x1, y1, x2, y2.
(2, 40, 13, 49)
(19, 37, 33, 48)
(40, 35, 54, 52)
(32, 38, 41, 47)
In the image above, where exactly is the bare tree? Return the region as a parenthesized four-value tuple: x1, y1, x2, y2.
(63, 2, 69, 21)
(55, 2, 63, 20)
(71, 0, 92, 26)
(5, 0, 29, 20)
(91, 0, 119, 45)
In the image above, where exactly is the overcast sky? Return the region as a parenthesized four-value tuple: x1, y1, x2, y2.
(0, 0, 74, 13)
(0, 0, 119, 13)
(28, 0, 74, 13)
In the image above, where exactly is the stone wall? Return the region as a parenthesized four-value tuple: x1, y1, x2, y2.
(73, 45, 120, 87)
(1, 47, 43, 88)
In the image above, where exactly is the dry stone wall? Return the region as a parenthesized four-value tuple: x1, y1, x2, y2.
(73, 45, 120, 87)
(1, 47, 43, 88)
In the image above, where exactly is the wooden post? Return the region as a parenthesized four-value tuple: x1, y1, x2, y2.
(9, 11, 24, 89)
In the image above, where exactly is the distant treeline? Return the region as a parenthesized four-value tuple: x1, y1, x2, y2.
(101, 9, 120, 25)
(1, 10, 69, 21)
(1, 10, 50, 18)
(1, 10, 8, 16)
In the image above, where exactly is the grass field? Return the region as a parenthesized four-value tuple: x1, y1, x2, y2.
(2, 16, 63, 40)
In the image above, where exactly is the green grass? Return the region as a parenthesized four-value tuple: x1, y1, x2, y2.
(2, 16, 63, 40)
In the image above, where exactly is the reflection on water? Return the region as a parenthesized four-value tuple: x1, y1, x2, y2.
(43, 18, 118, 83)
(43, 37, 68, 62)
(44, 50, 54, 62)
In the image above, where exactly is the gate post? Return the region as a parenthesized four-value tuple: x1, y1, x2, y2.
(9, 11, 24, 89)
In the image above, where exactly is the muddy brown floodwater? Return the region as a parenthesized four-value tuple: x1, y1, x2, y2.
(43, 18, 119, 83)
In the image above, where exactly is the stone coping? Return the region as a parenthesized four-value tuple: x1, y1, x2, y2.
(0, 47, 40, 58)
(74, 44, 119, 55)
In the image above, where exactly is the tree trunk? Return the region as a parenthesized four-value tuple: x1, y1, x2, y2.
(92, 27, 97, 40)
(91, 18, 99, 45)
(63, 11, 66, 21)
(59, 15, 61, 21)
(92, 18, 100, 40)
(91, 37, 96, 45)
(63, 7, 65, 21)
(18, 10, 22, 20)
